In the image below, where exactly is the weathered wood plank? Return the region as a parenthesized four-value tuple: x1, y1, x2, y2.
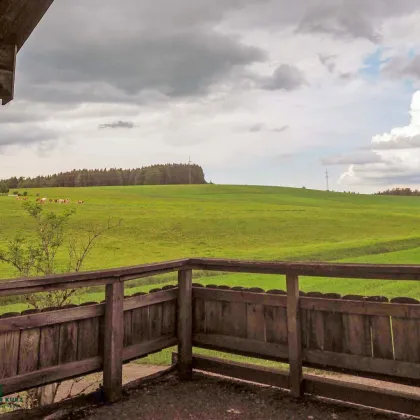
(0, 303, 104, 332)
(287, 274, 303, 397)
(192, 285, 206, 335)
(0, 312, 20, 379)
(223, 287, 247, 338)
(191, 354, 420, 418)
(193, 286, 287, 307)
(162, 292, 177, 337)
(391, 297, 420, 364)
(193, 333, 289, 361)
(39, 307, 60, 369)
(204, 285, 224, 335)
(18, 309, 41, 375)
(148, 300, 163, 340)
(123, 288, 178, 311)
(0, 259, 188, 297)
(341, 295, 371, 357)
(77, 303, 100, 360)
(192, 354, 290, 389)
(58, 305, 79, 365)
(123, 336, 178, 362)
(1, 357, 102, 396)
(103, 282, 124, 402)
(304, 372, 420, 417)
(366, 296, 394, 360)
(305, 292, 324, 351)
(300, 295, 420, 318)
(131, 293, 150, 345)
(246, 287, 266, 341)
(178, 269, 193, 380)
(323, 293, 343, 353)
(123, 309, 133, 347)
(188, 258, 420, 280)
(303, 349, 420, 380)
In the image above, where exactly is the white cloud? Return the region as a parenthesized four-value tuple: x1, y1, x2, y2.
(340, 91, 420, 185)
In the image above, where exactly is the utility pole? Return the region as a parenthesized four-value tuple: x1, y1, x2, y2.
(188, 156, 192, 185)
(325, 169, 329, 191)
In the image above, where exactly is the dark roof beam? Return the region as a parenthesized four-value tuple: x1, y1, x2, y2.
(0, 43, 16, 105)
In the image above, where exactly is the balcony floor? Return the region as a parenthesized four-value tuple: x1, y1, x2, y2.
(74, 372, 400, 420)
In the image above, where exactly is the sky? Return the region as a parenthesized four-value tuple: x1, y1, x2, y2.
(2, 1, 420, 193)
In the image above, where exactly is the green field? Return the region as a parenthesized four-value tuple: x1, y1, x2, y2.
(2, 184, 420, 314)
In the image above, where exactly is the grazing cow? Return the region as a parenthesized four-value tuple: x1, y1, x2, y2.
(41, 198, 47, 204)
(15, 197, 20, 200)
(78, 200, 84, 204)
(23, 197, 28, 201)
(58, 199, 64, 203)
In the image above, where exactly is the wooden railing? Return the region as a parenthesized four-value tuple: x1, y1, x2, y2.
(1, 258, 420, 416)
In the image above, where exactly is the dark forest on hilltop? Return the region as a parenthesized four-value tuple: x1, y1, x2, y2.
(375, 188, 420, 196)
(0, 163, 207, 189)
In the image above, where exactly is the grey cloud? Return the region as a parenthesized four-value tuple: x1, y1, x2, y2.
(246, 123, 289, 133)
(322, 150, 383, 165)
(19, 30, 266, 104)
(382, 55, 420, 80)
(260, 64, 306, 91)
(98, 120, 135, 129)
(0, 125, 58, 153)
(318, 54, 336, 73)
(297, 4, 380, 42)
(272, 125, 289, 133)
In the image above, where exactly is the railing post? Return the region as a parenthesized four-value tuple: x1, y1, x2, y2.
(286, 273, 303, 397)
(103, 281, 124, 402)
(177, 269, 193, 380)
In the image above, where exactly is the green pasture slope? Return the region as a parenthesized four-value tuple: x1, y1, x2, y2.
(2, 184, 420, 313)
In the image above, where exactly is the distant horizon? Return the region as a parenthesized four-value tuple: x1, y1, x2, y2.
(2, 1, 420, 195)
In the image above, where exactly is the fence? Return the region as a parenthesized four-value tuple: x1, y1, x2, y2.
(0, 258, 420, 416)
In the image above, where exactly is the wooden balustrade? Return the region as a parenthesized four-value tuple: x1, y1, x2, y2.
(1, 257, 420, 416)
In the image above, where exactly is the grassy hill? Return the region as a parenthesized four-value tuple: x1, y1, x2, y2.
(2, 184, 420, 312)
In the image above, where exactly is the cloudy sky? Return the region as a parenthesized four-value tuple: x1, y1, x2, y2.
(2, 0, 420, 192)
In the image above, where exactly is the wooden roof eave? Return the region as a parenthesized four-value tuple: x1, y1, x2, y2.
(0, 0, 55, 105)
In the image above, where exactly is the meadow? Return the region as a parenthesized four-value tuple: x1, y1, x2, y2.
(2, 183, 420, 314)
(2, 183, 420, 367)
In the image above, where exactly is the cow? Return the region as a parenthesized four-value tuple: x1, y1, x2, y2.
(15, 197, 20, 200)
(23, 197, 28, 201)
(40, 198, 47, 204)
(78, 200, 84, 204)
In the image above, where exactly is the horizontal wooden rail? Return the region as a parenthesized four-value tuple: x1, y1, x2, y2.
(1, 357, 102, 396)
(189, 258, 420, 280)
(123, 288, 177, 311)
(300, 296, 420, 318)
(193, 287, 287, 307)
(191, 355, 420, 417)
(0, 304, 104, 332)
(193, 333, 289, 361)
(0, 259, 188, 296)
(303, 350, 420, 381)
(2, 257, 420, 298)
(123, 336, 178, 363)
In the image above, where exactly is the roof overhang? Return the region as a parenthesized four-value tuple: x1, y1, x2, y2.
(0, 1, 55, 105)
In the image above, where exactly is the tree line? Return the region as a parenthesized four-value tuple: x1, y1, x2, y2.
(375, 188, 420, 196)
(0, 163, 207, 189)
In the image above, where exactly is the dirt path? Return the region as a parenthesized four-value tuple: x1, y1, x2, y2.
(54, 364, 164, 402)
(68, 373, 412, 420)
